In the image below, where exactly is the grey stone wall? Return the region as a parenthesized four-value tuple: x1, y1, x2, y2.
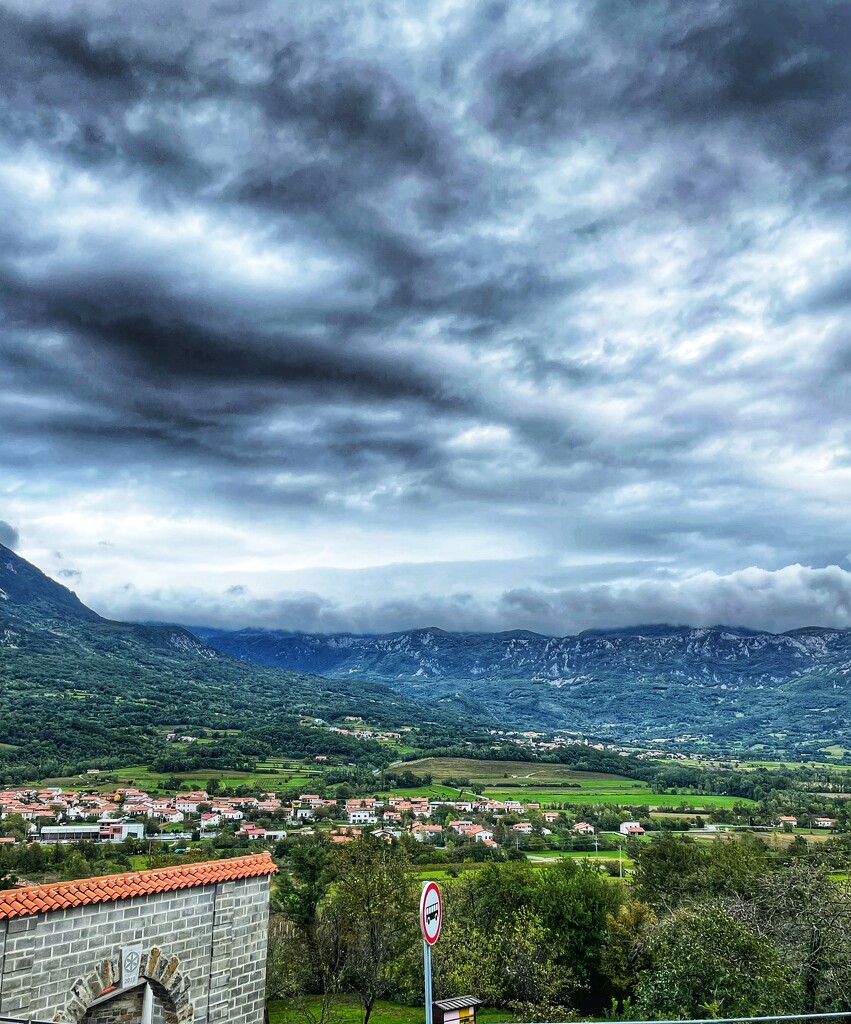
(0, 873, 271, 1024)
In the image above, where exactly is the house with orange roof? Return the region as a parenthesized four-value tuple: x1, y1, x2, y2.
(411, 823, 443, 842)
(236, 824, 267, 840)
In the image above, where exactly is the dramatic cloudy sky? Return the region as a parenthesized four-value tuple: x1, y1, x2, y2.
(2, 0, 851, 635)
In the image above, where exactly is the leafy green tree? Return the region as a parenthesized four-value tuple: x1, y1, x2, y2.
(275, 837, 335, 928)
(634, 834, 767, 910)
(266, 904, 349, 1024)
(0, 813, 27, 843)
(632, 835, 706, 909)
(600, 900, 656, 999)
(536, 858, 622, 993)
(330, 837, 418, 1024)
(636, 905, 799, 1019)
(731, 862, 851, 1012)
(461, 859, 539, 932)
(437, 904, 565, 1007)
(61, 850, 91, 880)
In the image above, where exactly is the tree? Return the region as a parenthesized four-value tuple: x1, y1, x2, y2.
(729, 863, 851, 1012)
(635, 904, 799, 1019)
(600, 900, 656, 1000)
(268, 837, 346, 1024)
(266, 904, 349, 1024)
(0, 813, 27, 843)
(436, 903, 565, 1008)
(275, 837, 335, 928)
(461, 859, 539, 932)
(633, 834, 766, 911)
(330, 837, 418, 1024)
(632, 835, 706, 909)
(61, 850, 91, 881)
(535, 858, 622, 993)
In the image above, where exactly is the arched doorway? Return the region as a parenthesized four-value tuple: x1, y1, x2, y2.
(80, 983, 146, 1023)
(59, 947, 192, 1024)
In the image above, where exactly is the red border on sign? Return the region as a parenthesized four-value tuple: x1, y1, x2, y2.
(420, 880, 442, 945)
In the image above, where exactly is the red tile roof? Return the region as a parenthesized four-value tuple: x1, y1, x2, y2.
(0, 852, 277, 920)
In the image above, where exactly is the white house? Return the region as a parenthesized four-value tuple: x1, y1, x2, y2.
(620, 821, 645, 836)
(175, 798, 204, 814)
(347, 809, 377, 825)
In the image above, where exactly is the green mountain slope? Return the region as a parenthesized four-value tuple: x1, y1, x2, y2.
(0, 544, 463, 781)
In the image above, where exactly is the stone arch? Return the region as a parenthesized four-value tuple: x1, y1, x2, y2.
(55, 946, 193, 1024)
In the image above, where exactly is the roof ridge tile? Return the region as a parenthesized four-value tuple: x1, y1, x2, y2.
(0, 853, 277, 920)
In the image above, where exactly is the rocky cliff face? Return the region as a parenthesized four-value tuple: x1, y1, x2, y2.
(192, 623, 851, 753)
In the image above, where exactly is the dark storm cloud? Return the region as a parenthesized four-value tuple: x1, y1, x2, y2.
(0, 263, 452, 403)
(1, 0, 850, 632)
(483, 1, 851, 173)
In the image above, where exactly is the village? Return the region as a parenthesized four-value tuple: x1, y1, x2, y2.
(0, 783, 837, 855)
(313, 717, 706, 762)
(0, 783, 576, 849)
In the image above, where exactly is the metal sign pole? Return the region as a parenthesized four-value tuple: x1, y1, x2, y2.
(424, 937, 433, 1024)
(421, 879, 441, 1024)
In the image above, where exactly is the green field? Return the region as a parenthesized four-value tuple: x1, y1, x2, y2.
(268, 995, 514, 1024)
(527, 850, 637, 870)
(396, 757, 641, 786)
(681, 756, 851, 772)
(484, 787, 754, 808)
(390, 758, 755, 809)
(37, 762, 323, 793)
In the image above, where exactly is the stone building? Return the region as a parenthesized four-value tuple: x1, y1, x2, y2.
(0, 852, 277, 1023)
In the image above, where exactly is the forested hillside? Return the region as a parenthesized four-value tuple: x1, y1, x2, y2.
(0, 544, 468, 781)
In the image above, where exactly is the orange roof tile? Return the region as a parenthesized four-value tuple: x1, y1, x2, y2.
(0, 852, 277, 920)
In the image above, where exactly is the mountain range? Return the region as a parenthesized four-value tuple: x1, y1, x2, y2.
(4, 536, 851, 768)
(191, 623, 851, 757)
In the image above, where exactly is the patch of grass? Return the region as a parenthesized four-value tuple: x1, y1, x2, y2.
(484, 786, 754, 808)
(267, 995, 515, 1024)
(92, 762, 323, 793)
(395, 757, 634, 787)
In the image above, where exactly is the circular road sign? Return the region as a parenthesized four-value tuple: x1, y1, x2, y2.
(420, 880, 442, 945)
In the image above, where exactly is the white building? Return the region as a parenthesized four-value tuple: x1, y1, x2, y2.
(347, 809, 377, 825)
(620, 821, 645, 836)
